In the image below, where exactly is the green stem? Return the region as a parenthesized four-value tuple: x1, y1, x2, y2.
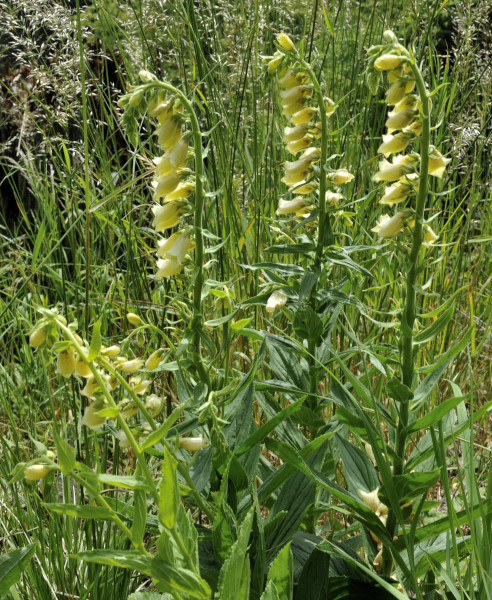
(382, 54, 431, 577)
(72, 472, 150, 554)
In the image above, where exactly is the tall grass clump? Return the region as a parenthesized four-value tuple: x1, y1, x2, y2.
(0, 2, 490, 599)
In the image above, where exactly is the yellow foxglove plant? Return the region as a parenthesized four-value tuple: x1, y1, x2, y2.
(366, 30, 451, 578)
(19, 306, 213, 596)
(118, 70, 210, 384)
(264, 33, 362, 421)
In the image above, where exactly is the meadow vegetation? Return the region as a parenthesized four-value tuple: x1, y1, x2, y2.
(0, 0, 491, 598)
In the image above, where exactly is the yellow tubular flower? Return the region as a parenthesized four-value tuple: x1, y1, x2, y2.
(145, 349, 164, 371)
(268, 54, 283, 73)
(277, 33, 295, 51)
(325, 191, 343, 205)
(379, 174, 418, 206)
(428, 148, 451, 178)
(81, 402, 106, 431)
(57, 350, 75, 378)
(385, 108, 418, 133)
(293, 182, 316, 195)
(378, 133, 410, 157)
(282, 100, 306, 117)
(374, 54, 403, 71)
(280, 85, 311, 104)
(286, 135, 312, 154)
(152, 202, 185, 232)
(373, 155, 417, 182)
(157, 232, 191, 263)
(156, 117, 181, 150)
(423, 226, 439, 245)
(75, 356, 92, 378)
(290, 107, 317, 125)
(283, 123, 309, 143)
(282, 157, 314, 187)
(164, 181, 195, 203)
(153, 171, 182, 200)
(118, 359, 144, 373)
(371, 213, 405, 238)
(156, 257, 182, 279)
(393, 95, 418, 113)
(278, 70, 301, 89)
(329, 169, 355, 185)
(276, 197, 311, 215)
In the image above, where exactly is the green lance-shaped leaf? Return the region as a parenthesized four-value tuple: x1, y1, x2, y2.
(159, 445, 180, 530)
(266, 542, 293, 600)
(151, 558, 212, 599)
(0, 544, 36, 595)
(336, 435, 380, 494)
(53, 429, 75, 475)
(132, 487, 147, 546)
(216, 508, 254, 600)
(87, 317, 102, 361)
(260, 581, 280, 600)
(44, 503, 115, 520)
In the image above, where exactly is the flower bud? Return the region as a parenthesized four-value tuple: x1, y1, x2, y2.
(24, 464, 51, 481)
(57, 350, 75, 378)
(179, 436, 207, 451)
(118, 359, 144, 373)
(75, 356, 92, 378)
(139, 70, 156, 82)
(29, 328, 46, 348)
(127, 313, 142, 326)
(268, 54, 283, 73)
(145, 349, 164, 371)
(374, 54, 403, 71)
(101, 345, 120, 356)
(277, 33, 295, 52)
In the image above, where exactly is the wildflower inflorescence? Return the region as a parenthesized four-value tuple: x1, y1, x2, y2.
(368, 32, 450, 241)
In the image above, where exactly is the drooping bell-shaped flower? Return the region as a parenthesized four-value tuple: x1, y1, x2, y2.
(266, 290, 288, 313)
(371, 212, 406, 238)
(152, 202, 185, 232)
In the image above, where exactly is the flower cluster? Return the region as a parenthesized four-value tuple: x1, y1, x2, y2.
(147, 95, 194, 278)
(268, 33, 354, 223)
(368, 33, 450, 240)
(29, 310, 163, 442)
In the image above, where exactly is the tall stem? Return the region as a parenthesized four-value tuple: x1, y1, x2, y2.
(383, 56, 431, 576)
